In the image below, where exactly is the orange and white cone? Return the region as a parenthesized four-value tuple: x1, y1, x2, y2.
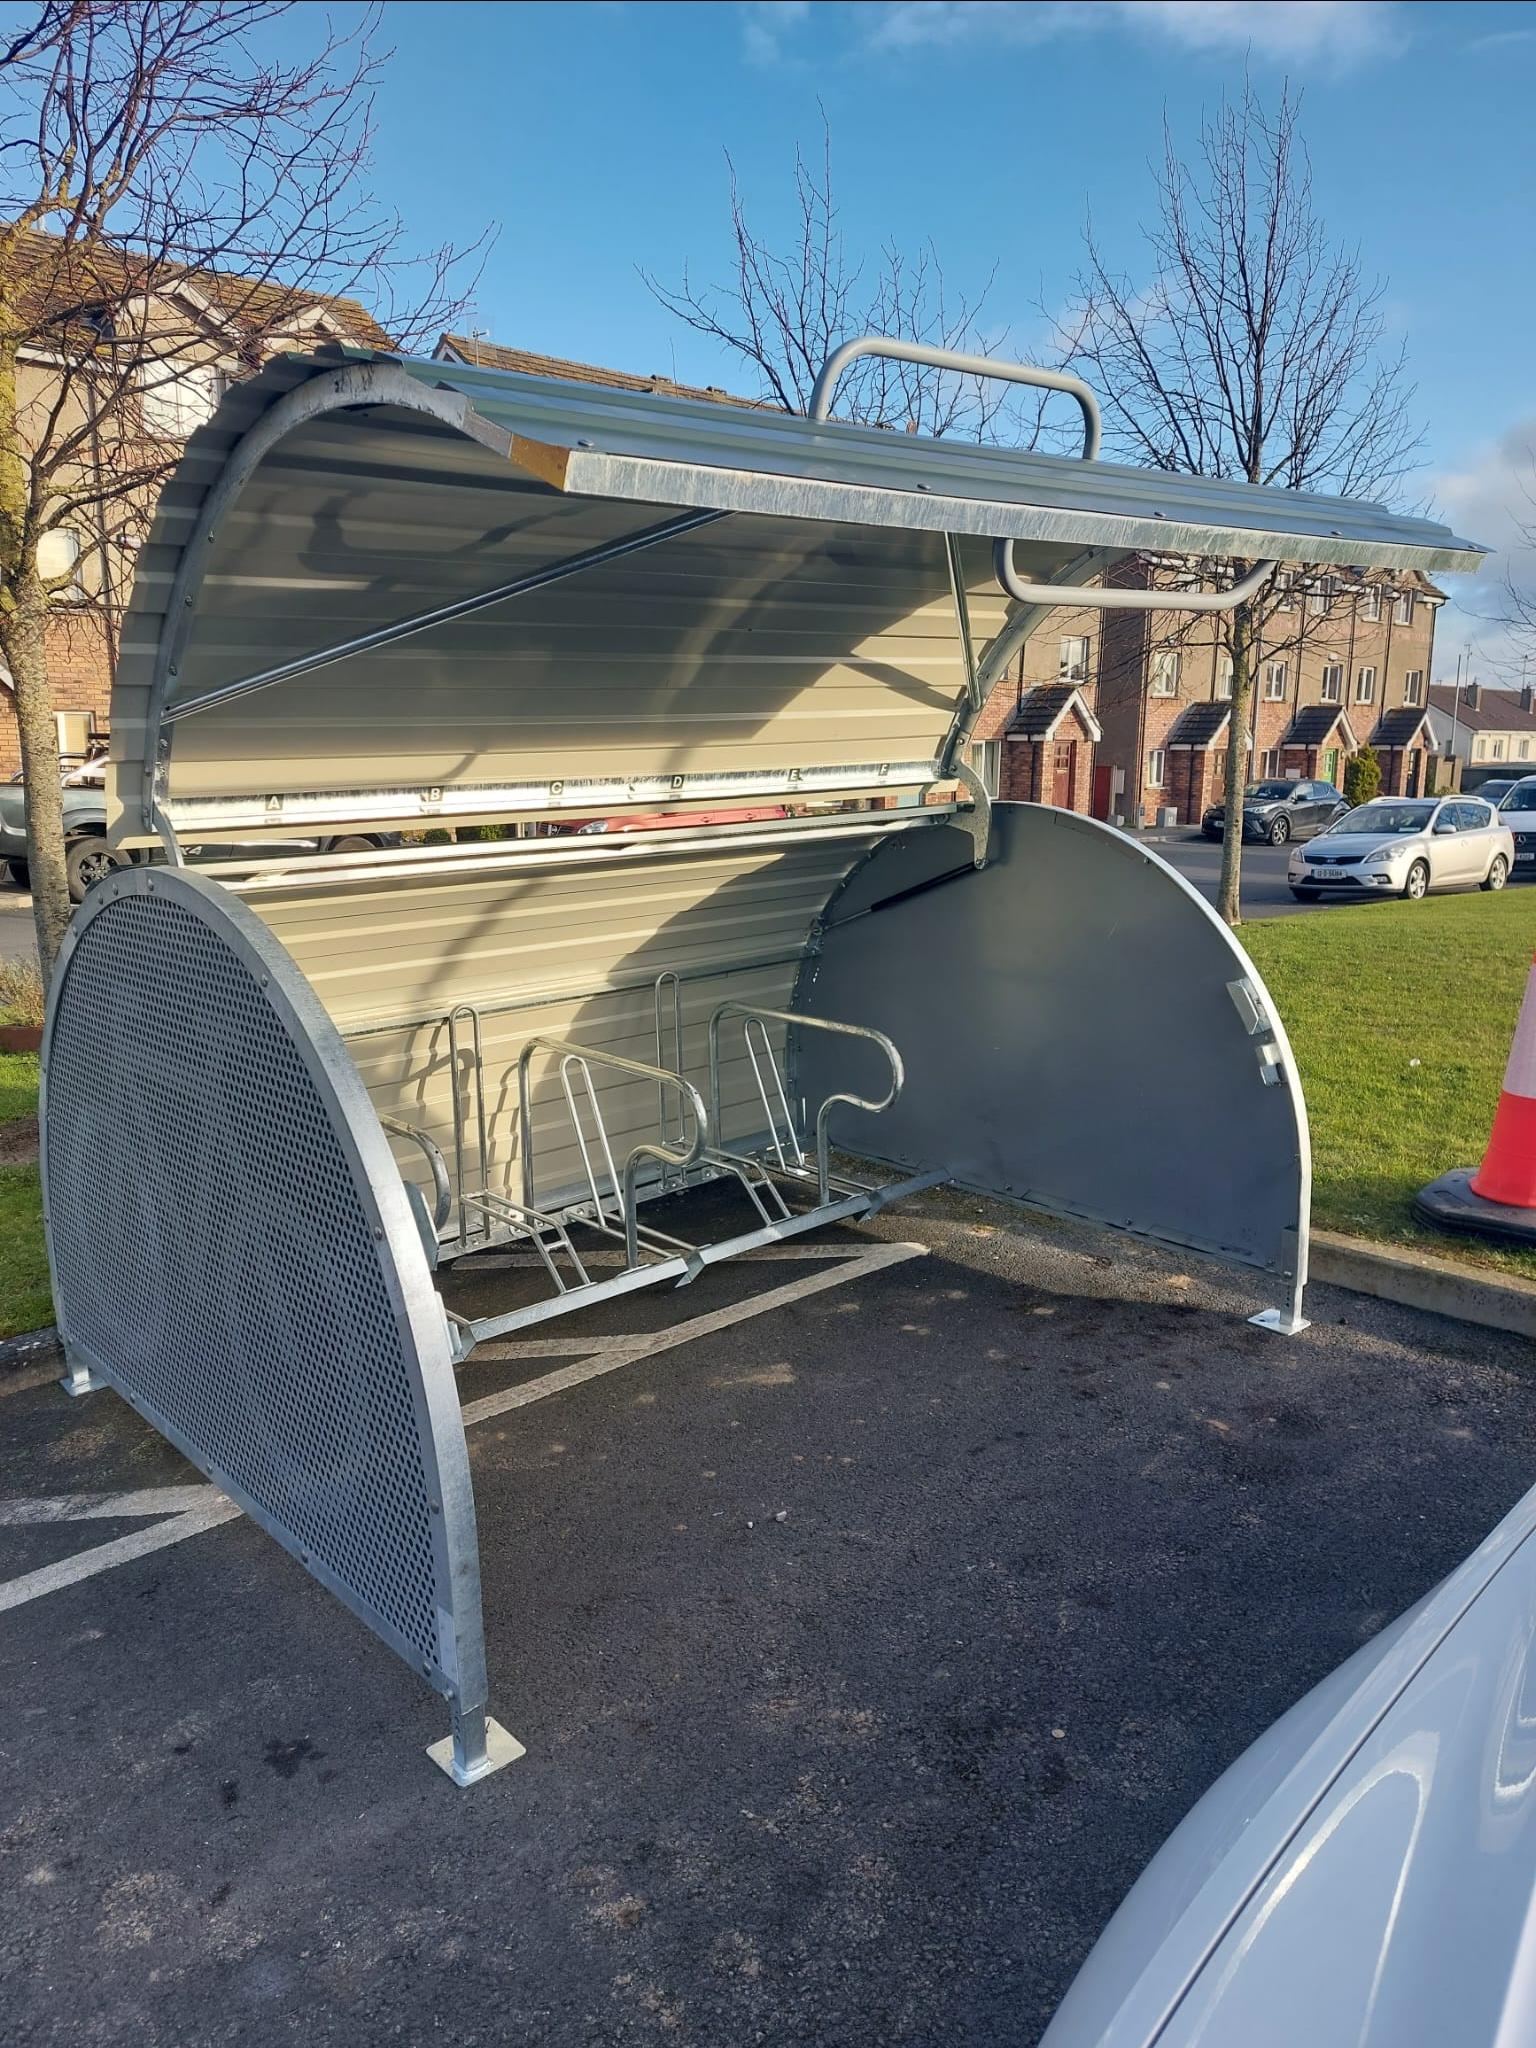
(1470, 952, 1536, 1210)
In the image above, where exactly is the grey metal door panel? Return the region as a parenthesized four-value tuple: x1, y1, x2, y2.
(794, 804, 1309, 1288)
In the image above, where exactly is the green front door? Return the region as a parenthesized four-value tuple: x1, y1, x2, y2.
(1322, 747, 1340, 787)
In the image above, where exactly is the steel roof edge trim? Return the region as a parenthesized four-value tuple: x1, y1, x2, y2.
(396, 354, 1485, 573)
(40, 862, 490, 1713)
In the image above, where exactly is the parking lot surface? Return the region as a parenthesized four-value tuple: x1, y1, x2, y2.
(4, 1193, 1536, 2047)
(1151, 829, 1536, 917)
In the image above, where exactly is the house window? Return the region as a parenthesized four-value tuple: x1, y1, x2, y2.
(1214, 654, 1233, 699)
(969, 740, 1001, 797)
(1358, 584, 1381, 622)
(1150, 649, 1180, 696)
(138, 359, 223, 439)
(36, 526, 86, 601)
(1275, 571, 1297, 612)
(1147, 748, 1166, 788)
(1263, 660, 1288, 701)
(1393, 589, 1415, 627)
(1491, 737, 1506, 761)
(1320, 663, 1343, 704)
(1521, 739, 1532, 760)
(1354, 665, 1377, 704)
(1059, 635, 1089, 683)
(1259, 749, 1280, 778)
(1402, 669, 1424, 706)
(1308, 576, 1334, 616)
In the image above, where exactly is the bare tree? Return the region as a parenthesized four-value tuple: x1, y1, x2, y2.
(1059, 81, 1421, 923)
(0, 1, 482, 974)
(644, 120, 1055, 443)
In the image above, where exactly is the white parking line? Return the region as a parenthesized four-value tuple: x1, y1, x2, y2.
(460, 1239, 926, 1426)
(0, 1239, 926, 1612)
(0, 1498, 243, 1613)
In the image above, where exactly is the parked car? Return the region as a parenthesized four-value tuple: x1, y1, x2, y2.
(1202, 779, 1347, 845)
(1497, 775, 1536, 875)
(1473, 776, 1517, 808)
(1, 758, 397, 902)
(1040, 1469, 1536, 2048)
(1288, 794, 1513, 902)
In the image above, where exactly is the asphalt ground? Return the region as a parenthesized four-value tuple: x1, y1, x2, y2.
(5, 1188, 1536, 2047)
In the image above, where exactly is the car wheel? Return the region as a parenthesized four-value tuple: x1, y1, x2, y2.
(65, 836, 126, 904)
(5, 859, 28, 890)
(326, 835, 381, 856)
(1202, 828, 1221, 841)
(1483, 854, 1509, 892)
(1268, 816, 1291, 845)
(1289, 887, 1319, 902)
(1402, 859, 1430, 902)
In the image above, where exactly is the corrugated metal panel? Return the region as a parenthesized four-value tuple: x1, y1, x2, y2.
(236, 822, 901, 1220)
(108, 348, 1483, 840)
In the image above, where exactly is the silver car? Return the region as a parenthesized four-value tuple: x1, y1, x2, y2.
(1288, 794, 1514, 902)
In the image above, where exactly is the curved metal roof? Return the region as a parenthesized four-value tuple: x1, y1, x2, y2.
(108, 346, 1486, 843)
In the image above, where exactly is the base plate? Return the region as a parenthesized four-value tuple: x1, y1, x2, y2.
(1249, 1307, 1311, 1336)
(426, 1717, 525, 1787)
(1414, 1168, 1536, 1248)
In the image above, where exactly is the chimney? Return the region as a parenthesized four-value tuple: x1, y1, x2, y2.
(1522, 685, 1534, 714)
(1463, 682, 1480, 710)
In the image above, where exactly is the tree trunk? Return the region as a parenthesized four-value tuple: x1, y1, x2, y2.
(5, 575, 72, 975)
(1216, 597, 1255, 927)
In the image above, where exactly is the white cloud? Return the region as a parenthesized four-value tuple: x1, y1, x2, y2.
(1430, 420, 1536, 681)
(741, 0, 812, 66)
(859, 1, 1393, 67)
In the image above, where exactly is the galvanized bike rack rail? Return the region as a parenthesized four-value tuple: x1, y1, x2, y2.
(355, 981, 938, 1356)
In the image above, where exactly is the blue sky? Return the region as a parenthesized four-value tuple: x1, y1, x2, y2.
(354, 0, 1536, 677)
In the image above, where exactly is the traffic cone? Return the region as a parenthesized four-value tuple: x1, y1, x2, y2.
(1415, 952, 1536, 1244)
(1470, 953, 1536, 1207)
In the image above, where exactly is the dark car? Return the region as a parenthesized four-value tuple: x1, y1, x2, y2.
(1202, 778, 1348, 846)
(1498, 776, 1536, 875)
(1475, 777, 1518, 808)
(1, 758, 398, 902)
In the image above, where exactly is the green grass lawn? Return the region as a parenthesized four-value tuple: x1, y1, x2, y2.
(0, 1050, 49, 1341)
(1243, 891, 1536, 1282)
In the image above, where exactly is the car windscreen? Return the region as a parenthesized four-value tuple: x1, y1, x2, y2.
(1329, 801, 1435, 835)
(1502, 785, 1536, 812)
(1244, 783, 1295, 802)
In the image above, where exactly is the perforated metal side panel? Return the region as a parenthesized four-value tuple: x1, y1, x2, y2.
(41, 868, 484, 1706)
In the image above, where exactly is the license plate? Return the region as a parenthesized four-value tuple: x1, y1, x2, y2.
(1315, 866, 1346, 880)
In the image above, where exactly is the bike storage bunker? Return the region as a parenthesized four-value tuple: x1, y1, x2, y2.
(41, 338, 1485, 1781)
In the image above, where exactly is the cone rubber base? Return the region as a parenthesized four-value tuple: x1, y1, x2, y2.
(1414, 1167, 1536, 1248)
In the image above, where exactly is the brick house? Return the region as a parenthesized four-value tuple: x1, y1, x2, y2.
(1092, 560, 1444, 823)
(0, 231, 389, 776)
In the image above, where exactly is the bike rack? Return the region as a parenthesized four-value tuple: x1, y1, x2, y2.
(360, 977, 940, 1355)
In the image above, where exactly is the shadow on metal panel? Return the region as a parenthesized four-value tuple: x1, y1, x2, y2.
(795, 803, 1310, 1308)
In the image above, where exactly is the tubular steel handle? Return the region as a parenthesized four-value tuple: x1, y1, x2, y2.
(379, 1115, 453, 1233)
(708, 1002, 904, 1205)
(808, 335, 1102, 458)
(993, 544, 1277, 614)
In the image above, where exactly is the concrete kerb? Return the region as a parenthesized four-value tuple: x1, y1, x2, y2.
(1309, 1230, 1536, 1342)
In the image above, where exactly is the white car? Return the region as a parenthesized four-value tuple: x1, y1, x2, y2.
(1288, 795, 1513, 902)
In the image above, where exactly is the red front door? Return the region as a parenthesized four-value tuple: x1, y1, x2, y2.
(1092, 762, 1113, 820)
